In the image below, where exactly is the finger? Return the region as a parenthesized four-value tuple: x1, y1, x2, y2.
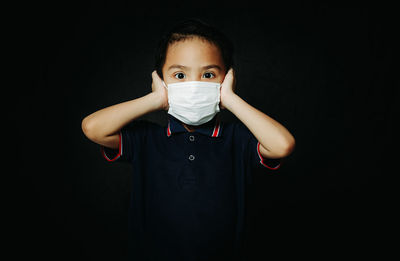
(152, 70, 159, 80)
(224, 68, 234, 83)
(227, 68, 234, 76)
(223, 69, 231, 81)
(152, 70, 164, 85)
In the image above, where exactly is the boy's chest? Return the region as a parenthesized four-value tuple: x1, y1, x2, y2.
(135, 131, 239, 245)
(144, 132, 235, 190)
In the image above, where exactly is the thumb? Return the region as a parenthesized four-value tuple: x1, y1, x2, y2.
(223, 68, 234, 83)
(151, 70, 165, 89)
(152, 70, 162, 83)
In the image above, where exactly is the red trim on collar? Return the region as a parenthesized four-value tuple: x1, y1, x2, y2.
(167, 120, 171, 137)
(211, 120, 220, 137)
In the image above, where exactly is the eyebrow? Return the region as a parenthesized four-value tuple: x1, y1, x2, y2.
(202, 64, 222, 71)
(167, 64, 188, 71)
(167, 64, 223, 71)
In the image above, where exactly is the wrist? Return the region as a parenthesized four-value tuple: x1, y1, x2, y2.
(145, 92, 161, 111)
(222, 92, 239, 111)
(149, 92, 168, 111)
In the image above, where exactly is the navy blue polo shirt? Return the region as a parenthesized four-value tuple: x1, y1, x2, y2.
(101, 113, 282, 261)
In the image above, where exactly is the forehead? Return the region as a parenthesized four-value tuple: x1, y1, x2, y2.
(164, 37, 224, 68)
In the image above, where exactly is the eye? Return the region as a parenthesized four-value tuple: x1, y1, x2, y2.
(202, 72, 215, 79)
(174, 72, 186, 79)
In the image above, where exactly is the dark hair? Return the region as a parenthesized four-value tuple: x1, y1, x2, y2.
(154, 19, 234, 79)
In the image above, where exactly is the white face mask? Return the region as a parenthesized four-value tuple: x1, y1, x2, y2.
(163, 81, 221, 126)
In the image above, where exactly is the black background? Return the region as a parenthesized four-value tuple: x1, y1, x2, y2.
(15, 2, 396, 260)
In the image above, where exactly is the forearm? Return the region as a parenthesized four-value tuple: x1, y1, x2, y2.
(82, 92, 161, 140)
(224, 93, 295, 157)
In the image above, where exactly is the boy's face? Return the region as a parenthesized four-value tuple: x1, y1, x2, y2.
(162, 37, 226, 85)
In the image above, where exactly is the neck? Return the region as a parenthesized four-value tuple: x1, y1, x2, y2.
(183, 124, 197, 132)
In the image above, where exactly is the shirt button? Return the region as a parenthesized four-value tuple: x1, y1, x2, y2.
(189, 135, 195, 141)
(188, 154, 195, 161)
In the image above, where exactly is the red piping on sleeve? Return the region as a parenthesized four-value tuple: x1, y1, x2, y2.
(101, 132, 122, 162)
(257, 141, 281, 170)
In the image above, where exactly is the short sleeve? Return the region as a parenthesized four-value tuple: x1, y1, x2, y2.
(235, 122, 282, 171)
(100, 119, 151, 163)
(247, 133, 282, 170)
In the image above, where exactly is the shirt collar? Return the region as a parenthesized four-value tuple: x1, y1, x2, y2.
(166, 113, 223, 138)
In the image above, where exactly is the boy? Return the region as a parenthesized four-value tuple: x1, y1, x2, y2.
(82, 19, 295, 261)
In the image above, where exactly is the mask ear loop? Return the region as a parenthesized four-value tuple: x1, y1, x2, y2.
(162, 80, 168, 89)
